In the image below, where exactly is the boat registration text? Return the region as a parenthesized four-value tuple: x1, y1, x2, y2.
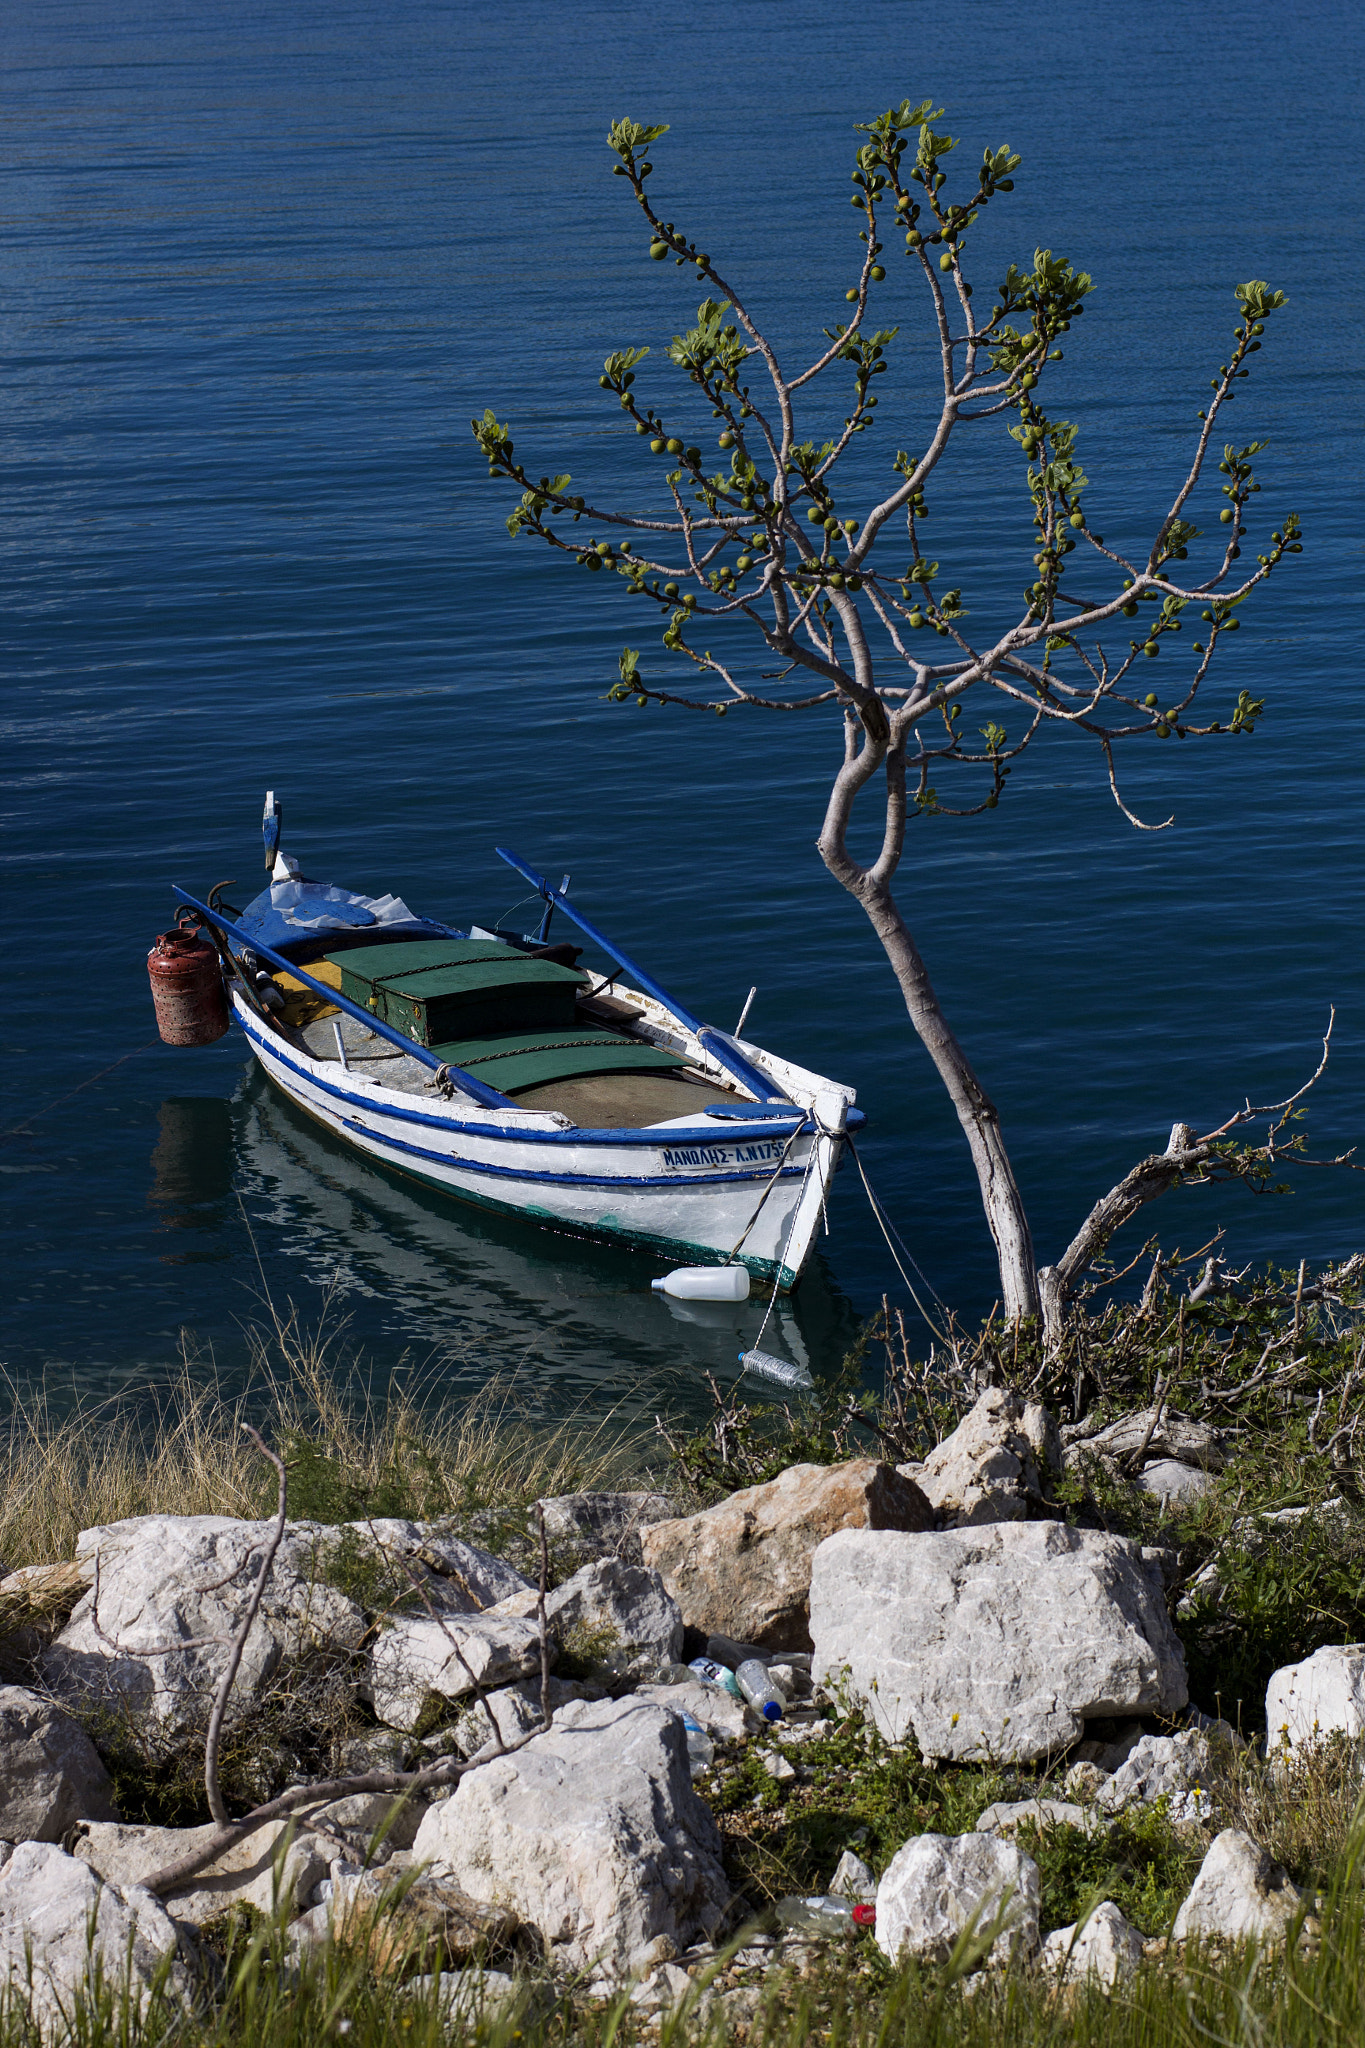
(660, 1138, 791, 1171)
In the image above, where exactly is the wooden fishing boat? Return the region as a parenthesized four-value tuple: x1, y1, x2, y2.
(164, 796, 863, 1289)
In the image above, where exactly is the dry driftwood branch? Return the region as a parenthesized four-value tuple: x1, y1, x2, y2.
(1038, 1015, 1342, 1347)
(129, 1458, 558, 1898)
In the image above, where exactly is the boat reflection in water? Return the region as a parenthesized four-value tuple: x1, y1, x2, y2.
(148, 1098, 236, 1259)
(210, 1064, 861, 1428)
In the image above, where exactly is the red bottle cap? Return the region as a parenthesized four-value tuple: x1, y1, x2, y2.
(852, 1903, 876, 1927)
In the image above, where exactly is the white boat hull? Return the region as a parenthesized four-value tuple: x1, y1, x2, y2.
(233, 993, 854, 1288)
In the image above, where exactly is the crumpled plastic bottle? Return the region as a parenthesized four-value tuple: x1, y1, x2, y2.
(678, 1711, 714, 1779)
(774, 1895, 876, 1935)
(688, 1656, 743, 1700)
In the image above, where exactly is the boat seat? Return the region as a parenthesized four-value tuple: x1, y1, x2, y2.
(426, 1025, 688, 1096)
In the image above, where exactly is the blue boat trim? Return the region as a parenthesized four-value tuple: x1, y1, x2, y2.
(175, 887, 517, 1109)
(235, 1007, 868, 1146)
(495, 849, 789, 1106)
(335, 1116, 809, 1191)
(279, 1090, 804, 1284)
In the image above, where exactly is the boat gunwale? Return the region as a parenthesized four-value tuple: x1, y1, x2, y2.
(235, 999, 862, 1153)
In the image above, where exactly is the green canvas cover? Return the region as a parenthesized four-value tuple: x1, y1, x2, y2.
(426, 1025, 688, 1096)
(329, 939, 588, 1048)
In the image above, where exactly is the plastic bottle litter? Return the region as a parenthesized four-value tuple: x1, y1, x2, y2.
(773, 1895, 876, 1935)
(652, 1266, 751, 1301)
(679, 1712, 714, 1778)
(735, 1659, 786, 1721)
(688, 1656, 744, 1701)
(739, 1348, 815, 1391)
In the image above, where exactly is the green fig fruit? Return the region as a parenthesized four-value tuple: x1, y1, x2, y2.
(870, 264, 886, 280)
(909, 611, 925, 628)
(1156, 722, 1171, 737)
(650, 242, 668, 260)
(1220, 507, 1234, 523)
(807, 505, 825, 523)
(736, 555, 752, 572)
(1143, 641, 1159, 656)
(939, 252, 953, 272)
(650, 437, 666, 453)
(665, 437, 683, 454)
(1069, 512, 1084, 529)
(828, 571, 845, 589)
(1144, 692, 1159, 706)
(718, 431, 734, 448)
(846, 289, 858, 302)
(663, 581, 679, 598)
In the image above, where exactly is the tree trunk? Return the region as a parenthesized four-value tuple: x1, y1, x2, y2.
(852, 875, 1041, 1322)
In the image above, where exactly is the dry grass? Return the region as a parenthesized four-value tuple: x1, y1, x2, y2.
(1214, 1732, 1365, 1880)
(0, 1294, 651, 1569)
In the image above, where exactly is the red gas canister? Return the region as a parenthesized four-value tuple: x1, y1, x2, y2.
(147, 928, 230, 1046)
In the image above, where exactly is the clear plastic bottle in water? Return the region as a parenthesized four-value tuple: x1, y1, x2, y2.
(679, 1712, 714, 1778)
(774, 1895, 876, 1935)
(735, 1659, 785, 1721)
(739, 1348, 815, 1392)
(688, 1656, 743, 1701)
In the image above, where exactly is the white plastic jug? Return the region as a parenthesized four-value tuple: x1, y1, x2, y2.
(651, 1266, 751, 1301)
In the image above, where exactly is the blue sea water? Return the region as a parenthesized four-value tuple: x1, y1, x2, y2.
(1, 0, 1361, 1427)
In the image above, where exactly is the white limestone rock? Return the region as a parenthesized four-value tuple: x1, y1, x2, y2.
(1098, 1728, 1225, 1814)
(444, 1676, 595, 1760)
(1137, 1459, 1214, 1506)
(910, 1390, 1062, 1527)
(0, 1685, 118, 1842)
(1041, 1900, 1144, 1988)
(368, 1612, 543, 1732)
(830, 1850, 877, 1901)
(72, 1816, 328, 1927)
(633, 1678, 749, 1745)
(874, 1832, 1040, 1965)
(543, 1559, 683, 1677)
(354, 1521, 530, 1611)
(810, 1521, 1187, 1761)
(411, 1696, 730, 1975)
(1064, 1406, 1227, 1473)
(1172, 1830, 1303, 1943)
(41, 1515, 367, 1734)
(536, 1493, 676, 1568)
(1265, 1645, 1365, 1761)
(407, 1968, 521, 2018)
(974, 1798, 1101, 1838)
(0, 1840, 187, 2033)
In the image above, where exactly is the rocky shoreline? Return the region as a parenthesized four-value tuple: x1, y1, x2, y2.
(0, 1379, 1356, 2034)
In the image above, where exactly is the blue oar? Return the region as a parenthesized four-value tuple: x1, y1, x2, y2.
(171, 889, 518, 1111)
(494, 848, 790, 1105)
